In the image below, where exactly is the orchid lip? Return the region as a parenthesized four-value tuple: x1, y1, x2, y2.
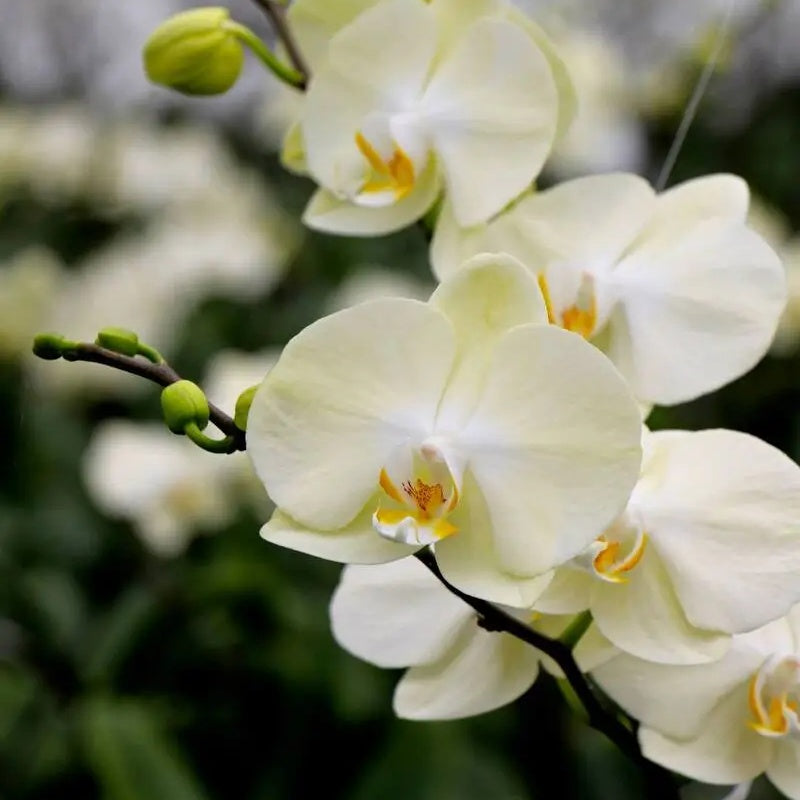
(372, 441, 460, 546)
(747, 654, 800, 739)
(573, 511, 647, 584)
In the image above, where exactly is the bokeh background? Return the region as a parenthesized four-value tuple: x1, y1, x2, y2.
(2, 1, 800, 798)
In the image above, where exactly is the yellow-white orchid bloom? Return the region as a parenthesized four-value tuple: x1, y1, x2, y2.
(330, 558, 543, 719)
(247, 254, 642, 606)
(593, 607, 800, 798)
(331, 558, 605, 719)
(433, 173, 785, 407)
(292, 0, 572, 235)
(536, 429, 800, 665)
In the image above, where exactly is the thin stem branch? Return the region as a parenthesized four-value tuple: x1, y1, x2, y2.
(250, 0, 310, 89)
(225, 21, 305, 89)
(58, 341, 247, 451)
(413, 548, 680, 800)
(656, 0, 737, 190)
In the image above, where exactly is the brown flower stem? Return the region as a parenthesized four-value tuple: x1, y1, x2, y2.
(46, 340, 246, 452)
(250, 0, 309, 89)
(413, 548, 680, 800)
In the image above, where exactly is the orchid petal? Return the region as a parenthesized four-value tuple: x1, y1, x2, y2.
(421, 18, 558, 226)
(248, 298, 455, 529)
(394, 622, 539, 720)
(460, 324, 642, 575)
(330, 559, 469, 667)
(635, 430, 800, 634)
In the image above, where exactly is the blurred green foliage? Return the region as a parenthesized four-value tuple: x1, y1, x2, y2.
(2, 65, 800, 800)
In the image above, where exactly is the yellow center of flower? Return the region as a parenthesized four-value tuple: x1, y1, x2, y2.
(748, 656, 800, 738)
(591, 532, 647, 583)
(580, 513, 647, 584)
(538, 272, 598, 339)
(355, 131, 416, 200)
(373, 454, 459, 547)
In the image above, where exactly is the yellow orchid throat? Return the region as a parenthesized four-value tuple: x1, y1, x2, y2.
(747, 655, 800, 738)
(373, 461, 459, 547)
(538, 272, 598, 339)
(591, 528, 647, 584)
(355, 131, 416, 201)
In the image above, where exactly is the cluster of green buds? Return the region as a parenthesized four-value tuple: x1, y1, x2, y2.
(32, 327, 257, 455)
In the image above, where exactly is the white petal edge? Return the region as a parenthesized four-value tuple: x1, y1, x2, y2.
(393, 622, 540, 720)
(302, 160, 441, 236)
(768, 740, 800, 800)
(330, 559, 471, 668)
(639, 685, 773, 785)
(262, 505, 417, 564)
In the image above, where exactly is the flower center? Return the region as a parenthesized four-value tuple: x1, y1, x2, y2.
(748, 654, 800, 739)
(373, 442, 460, 546)
(538, 271, 598, 339)
(354, 131, 416, 204)
(575, 513, 647, 584)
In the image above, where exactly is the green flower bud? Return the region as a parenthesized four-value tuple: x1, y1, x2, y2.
(32, 332, 69, 360)
(143, 7, 244, 96)
(233, 384, 258, 431)
(96, 327, 140, 357)
(161, 380, 210, 434)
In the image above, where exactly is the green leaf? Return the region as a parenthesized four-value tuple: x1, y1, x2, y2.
(82, 586, 160, 684)
(350, 723, 530, 800)
(78, 696, 209, 800)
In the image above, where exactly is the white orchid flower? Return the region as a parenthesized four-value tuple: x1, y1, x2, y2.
(84, 421, 235, 557)
(592, 607, 800, 798)
(331, 558, 548, 719)
(432, 173, 785, 407)
(247, 254, 642, 607)
(295, 0, 571, 235)
(535, 428, 800, 664)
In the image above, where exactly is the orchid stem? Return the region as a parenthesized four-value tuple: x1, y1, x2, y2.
(34, 338, 247, 452)
(249, 0, 309, 89)
(559, 610, 593, 650)
(225, 21, 305, 90)
(413, 548, 680, 800)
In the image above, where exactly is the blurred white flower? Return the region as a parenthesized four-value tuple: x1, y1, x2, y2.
(204, 347, 279, 518)
(95, 121, 242, 213)
(84, 420, 234, 556)
(83, 347, 276, 555)
(325, 265, 432, 313)
(0, 247, 63, 359)
(772, 241, 800, 356)
(0, 105, 98, 201)
(547, 29, 647, 176)
(0, 0, 280, 129)
(14, 110, 299, 397)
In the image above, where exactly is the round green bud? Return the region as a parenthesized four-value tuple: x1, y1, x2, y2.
(32, 332, 68, 360)
(143, 7, 245, 96)
(233, 384, 258, 431)
(161, 380, 210, 434)
(96, 327, 140, 357)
